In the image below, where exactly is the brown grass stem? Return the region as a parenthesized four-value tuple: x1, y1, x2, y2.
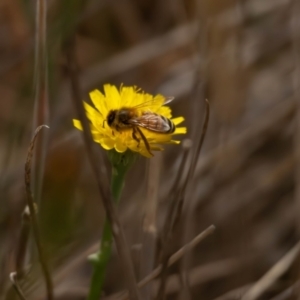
(25, 125, 53, 300)
(64, 37, 140, 300)
(188, 99, 210, 182)
(156, 140, 192, 300)
(139, 153, 162, 300)
(9, 273, 27, 300)
(291, 2, 300, 297)
(170, 139, 193, 198)
(15, 206, 31, 276)
(241, 241, 300, 300)
(176, 99, 210, 298)
(116, 225, 215, 300)
(174, 99, 210, 223)
(32, 0, 49, 207)
(156, 101, 209, 299)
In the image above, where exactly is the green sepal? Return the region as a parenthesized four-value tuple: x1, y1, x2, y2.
(107, 149, 138, 177)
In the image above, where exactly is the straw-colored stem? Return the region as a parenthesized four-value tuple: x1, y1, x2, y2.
(9, 273, 27, 300)
(25, 125, 53, 300)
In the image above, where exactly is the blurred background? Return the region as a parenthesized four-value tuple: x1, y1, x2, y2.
(1, 0, 300, 299)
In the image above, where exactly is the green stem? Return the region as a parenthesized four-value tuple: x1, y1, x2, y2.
(87, 163, 127, 300)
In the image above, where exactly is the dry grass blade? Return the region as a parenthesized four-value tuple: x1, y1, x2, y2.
(189, 99, 210, 180)
(139, 153, 162, 300)
(176, 98, 210, 206)
(15, 206, 31, 276)
(269, 284, 298, 300)
(9, 273, 27, 300)
(156, 140, 192, 300)
(156, 100, 209, 299)
(168, 141, 193, 234)
(170, 139, 193, 202)
(213, 284, 252, 300)
(241, 241, 300, 300)
(165, 139, 193, 241)
(32, 0, 49, 207)
(114, 225, 215, 300)
(25, 125, 53, 300)
(291, 0, 300, 236)
(167, 225, 215, 266)
(173, 99, 209, 299)
(80, 22, 198, 89)
(64, 37, 140, 300)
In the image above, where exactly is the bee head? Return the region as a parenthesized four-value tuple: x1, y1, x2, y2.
(107, 110, 116, 127)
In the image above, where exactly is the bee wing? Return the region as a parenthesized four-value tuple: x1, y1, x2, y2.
(128, 114, 172, 133)
(132, 96, 174, 110)
(162, 96, 174, 105)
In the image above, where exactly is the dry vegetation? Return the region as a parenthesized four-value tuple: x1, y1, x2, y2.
(0, 0, 300, 299)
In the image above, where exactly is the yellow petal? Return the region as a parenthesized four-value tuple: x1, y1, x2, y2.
(83, 102, 101, 121)
(157, 106, 172, 118)
(101, 138, 115, 150)
(170, 140, 180, 144)
(115, 138, 127, 153)
(174, 127, 187, 134)
(73, 119, 83, 130)
(104, 84, 121, 109)
(172, 116, 185, 125)
(120, 86, 136, 107)
(89, 89, 108, 117)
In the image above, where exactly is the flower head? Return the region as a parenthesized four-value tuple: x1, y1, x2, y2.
(73, 84, 187, 157)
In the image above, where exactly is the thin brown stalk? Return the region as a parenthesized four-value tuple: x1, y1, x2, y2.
(168, 140, 193, 234)
(116, 225, 215, 300)
(173, 99, 210, 226)
(25, 125, 53, 300)
(165, 225, 215, 266)
(139, 153, 162, 300)
(156, 140, 192, 243)
(290, 1, 300, 297)
(241, 241, 300, 300)
(15, 206, 31, 276)
(156, 101, 209, 299)
(64, 37, 140, 300)
(186, 99, 210, 184)
(169, 139, 193, 198)
(156, 141, 192, 300)
(177, 99, 210, 299)
(269, 281, 300, 300)
(9, 273, 27, 300)
(164, 140, 193, 242)
(291, 0, 300, 242)
(213, 284, 252, 300)
(177, 271, 192, 300)
(32, 0, 49, 208)
(5, 207, 31, 300)
(171, 100, 210, 226)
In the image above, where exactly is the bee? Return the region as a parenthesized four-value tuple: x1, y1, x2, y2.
(105, 97, 175, 156)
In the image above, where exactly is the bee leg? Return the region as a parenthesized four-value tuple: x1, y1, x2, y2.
(132, 127, 140, 147)
(135, 126, 153, 156)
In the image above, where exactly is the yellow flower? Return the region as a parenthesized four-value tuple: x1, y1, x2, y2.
(73, 84, 187, 158)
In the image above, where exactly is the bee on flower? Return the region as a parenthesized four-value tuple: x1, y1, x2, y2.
(73, 84, 187, 157)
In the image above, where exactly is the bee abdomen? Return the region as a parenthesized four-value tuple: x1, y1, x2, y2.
(161, 116, 175, 133)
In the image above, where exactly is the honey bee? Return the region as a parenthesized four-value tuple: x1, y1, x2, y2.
(105, 97, 175, 156)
